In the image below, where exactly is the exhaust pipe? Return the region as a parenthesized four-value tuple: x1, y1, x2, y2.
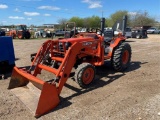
(100, 17, 105, 36)
(122, 15, 127, 36)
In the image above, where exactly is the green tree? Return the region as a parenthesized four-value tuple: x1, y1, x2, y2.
(57, 10, 156, 29)
(83, 17, 90, 28)
(83, 16, 101, 28)
(69, 16, 101, 28)
(105, 18, 113, 27)
(89, 16, 101, 28)
(69, 17, 83, 27)
(109, 10, 129, 27)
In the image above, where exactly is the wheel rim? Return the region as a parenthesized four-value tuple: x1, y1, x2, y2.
(18, 35, 22, 39)
(82, 68, 94, 84)
(122, 50, 129, 64)
(18, 31, 23, 39)
(136, 35, 139, 38)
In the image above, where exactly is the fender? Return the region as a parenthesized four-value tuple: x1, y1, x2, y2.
(105, 36, 125, 59)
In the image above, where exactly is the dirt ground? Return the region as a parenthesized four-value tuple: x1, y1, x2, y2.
(0, 34, 160, 120)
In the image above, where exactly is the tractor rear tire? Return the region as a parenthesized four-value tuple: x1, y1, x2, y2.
(12, 34, 16, 39)
(75, 63, 96, 88)
(111, 42, 131, 72)
(25, 32, 31, 39)
(136, 35, 141, 39)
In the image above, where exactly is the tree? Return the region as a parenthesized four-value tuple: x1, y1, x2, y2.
(105, 18, 113, 27)
(83, 17, 90, 28)
(56, 10, 156, 29)
(57, 18, 68, 29)
(88, 16, 101, 28)
(129, 11, 156, 27)
(69, 17, 83, 27)
(106, 10, 129, 27)
(69, 16, 101, 28)
(82, 16, 101, 29)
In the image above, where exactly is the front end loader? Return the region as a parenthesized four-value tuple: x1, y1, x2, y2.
(8, 16, 131, 117)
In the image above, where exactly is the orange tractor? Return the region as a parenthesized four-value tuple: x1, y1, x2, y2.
(7, 24, 31, 39)
(8, 16, 131, 117)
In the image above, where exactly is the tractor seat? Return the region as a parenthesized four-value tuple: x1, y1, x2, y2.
(104, 37, 112, 43)
(103, 29, 114, 43)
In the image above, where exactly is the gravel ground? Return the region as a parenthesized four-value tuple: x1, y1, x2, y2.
(0, 34, 160, 120)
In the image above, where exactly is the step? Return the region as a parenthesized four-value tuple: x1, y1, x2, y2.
(38, 64, 58, 75)
(51, 57, 64, 62)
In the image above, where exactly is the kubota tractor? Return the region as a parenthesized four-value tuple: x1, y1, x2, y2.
(8, 25, 31, 39)
(8, 16, 131, 117)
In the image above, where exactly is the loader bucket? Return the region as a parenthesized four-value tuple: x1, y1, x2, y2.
(8, 67, 60, 117)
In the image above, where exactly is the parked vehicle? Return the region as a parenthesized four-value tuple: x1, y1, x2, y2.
(42, 30, 54, 38)
(0, 29, 5, 36)
(78, 28, 87, 32)
(29, 28, 39, 39)
(125, 27, 132, 38)
(7, 25, 31, 39)
(131, 29, 148, 39)
(54, 29, 65, 36)
(54, 29, 78, 38)
(147, 27, 160, 34)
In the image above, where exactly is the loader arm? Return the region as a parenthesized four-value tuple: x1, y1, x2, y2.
(53, 41, 84, 94)
(30, 40, 85, 94)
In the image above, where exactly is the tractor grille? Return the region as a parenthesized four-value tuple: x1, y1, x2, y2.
(58, 42, 64, 52)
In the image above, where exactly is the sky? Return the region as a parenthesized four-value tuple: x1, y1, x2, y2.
(0, 0, 160, 26)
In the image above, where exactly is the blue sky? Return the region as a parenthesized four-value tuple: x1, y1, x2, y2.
(0, 0, 160, 26)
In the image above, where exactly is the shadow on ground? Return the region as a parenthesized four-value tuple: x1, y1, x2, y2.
(3, 61, 148, 117)
(125, 40, 136, 42)
(46, 61, 148, 115)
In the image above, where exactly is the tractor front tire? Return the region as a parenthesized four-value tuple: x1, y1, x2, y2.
(75, 63, 96, 88)
(12, 34, 16, 39)
(111, 42, 131, 72)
